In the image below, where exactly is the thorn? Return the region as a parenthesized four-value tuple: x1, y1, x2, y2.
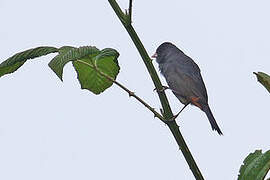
(128, 91, 135, 97)
(159, 108, 164, 116)
(125, 9, 128, 15)
(152, 109, 160, 119)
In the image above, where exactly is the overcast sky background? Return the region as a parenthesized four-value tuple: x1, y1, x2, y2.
(1, 0, 270, 179)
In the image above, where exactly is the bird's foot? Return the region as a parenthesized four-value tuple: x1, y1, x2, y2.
(168, 111, 181, 122)
(153, 86, 170, 92)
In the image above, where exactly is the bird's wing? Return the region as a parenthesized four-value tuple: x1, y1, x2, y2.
(165, 61, 208, 103)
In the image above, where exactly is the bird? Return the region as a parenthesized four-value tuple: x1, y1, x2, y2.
(152, 42, 222, 135)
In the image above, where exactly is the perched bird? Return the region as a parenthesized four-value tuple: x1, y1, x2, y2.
(152, 42, 222, 135)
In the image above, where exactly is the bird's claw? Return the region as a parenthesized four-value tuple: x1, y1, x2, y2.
(167, 111, 181, 122)
(153, 86, 170, 92)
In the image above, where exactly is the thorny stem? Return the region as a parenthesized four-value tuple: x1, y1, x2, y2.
(108, 0, 173, 119)
(108, 0, 205, 180)
(76, 60, 164, 121)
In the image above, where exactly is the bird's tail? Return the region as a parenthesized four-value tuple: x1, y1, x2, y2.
(202, 105, 223, 135)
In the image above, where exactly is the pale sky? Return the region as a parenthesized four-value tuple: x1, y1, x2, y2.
(1, 0, 270, 179)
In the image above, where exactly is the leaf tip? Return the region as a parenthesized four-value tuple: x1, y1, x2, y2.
(48, 62, 63, 82)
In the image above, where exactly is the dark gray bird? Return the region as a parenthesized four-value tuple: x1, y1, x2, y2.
(152, 42, 222, 135)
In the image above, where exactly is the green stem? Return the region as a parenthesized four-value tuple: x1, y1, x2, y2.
(108, 0, 205, 179)
(108, 0, 172, 119)
(167, 121, 204, 180)
(128, 0, 132, 23)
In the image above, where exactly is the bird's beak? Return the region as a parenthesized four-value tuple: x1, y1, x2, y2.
(151, 52, 157, 58)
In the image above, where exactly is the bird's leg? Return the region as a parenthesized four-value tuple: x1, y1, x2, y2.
(153, 86, 170, 92)
(168, 103, 189, 121)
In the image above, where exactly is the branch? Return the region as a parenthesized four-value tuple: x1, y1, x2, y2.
(108, 0, 173, 119)
(128, 0, 132, 23)
(76, 60, 164, 121)
(108, 1, 205, 180)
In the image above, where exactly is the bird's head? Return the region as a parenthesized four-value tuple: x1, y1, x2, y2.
(152, 42, 180, 64)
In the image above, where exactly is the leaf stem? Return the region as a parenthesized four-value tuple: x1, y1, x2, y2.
(108, 0, 205, 179)
(76, 60, 164, 121)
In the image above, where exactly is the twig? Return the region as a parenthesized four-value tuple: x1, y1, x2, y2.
(76, 60, 164, 121)
(128, 0, 132, 23)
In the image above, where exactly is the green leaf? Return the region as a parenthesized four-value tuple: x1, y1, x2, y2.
(48, 46, 75, 81)
(73, 48, 120, 94)
(48, 46, 99, 81)
(1, 45, 120, 95)
(238, 150, 270, 180)
(0, 46, 58, 78)
(254, 72, 270, 93)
